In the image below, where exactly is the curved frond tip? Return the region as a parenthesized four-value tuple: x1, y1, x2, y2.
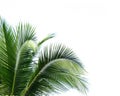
(22, 44, 87, 96)
(0, 17, 88, 96)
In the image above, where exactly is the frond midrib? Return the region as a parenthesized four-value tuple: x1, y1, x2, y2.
(21, 58, 75, 95)
(10, 49, 21, 95)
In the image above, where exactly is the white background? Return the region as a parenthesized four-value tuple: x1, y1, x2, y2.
(0, 0, 120, 96)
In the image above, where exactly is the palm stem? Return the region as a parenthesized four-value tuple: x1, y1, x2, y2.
(10, 50, 20, 95)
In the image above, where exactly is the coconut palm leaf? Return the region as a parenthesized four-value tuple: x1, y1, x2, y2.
(0, 17, 88, 96)
(11, 40, 37, 95)
(0, 18, 17, 94)
(0, 18, 37, 95)
(38, 33, 55, 46)
(21, 44, 87, 96)
(10, 24, 37, 95)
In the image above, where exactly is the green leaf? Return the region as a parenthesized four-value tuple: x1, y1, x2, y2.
(22, 44, 87, 96)
(0, 18, 17, 94)
(11, 40, 37, 95)
(16, 23, 36, 48)
(0, 18, 37, 95)
(38, 33, 55, 46)
(0, 17, 88, 96)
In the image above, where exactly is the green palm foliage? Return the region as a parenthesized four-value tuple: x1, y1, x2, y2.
(0, 17, 87, 96)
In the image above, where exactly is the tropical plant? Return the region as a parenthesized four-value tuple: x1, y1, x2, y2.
(0, 17, 87, 96)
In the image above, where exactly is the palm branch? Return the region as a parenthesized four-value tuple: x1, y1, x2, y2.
(0, 17, 87, 96)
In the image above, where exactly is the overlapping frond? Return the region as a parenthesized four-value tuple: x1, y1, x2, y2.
(11, 40, 37, 95)
(0, 17, 88, 96)
(0, 18, 37, 95)
(0, 18, 17, 94)
(23, 44, 87, 96)
(10, 24, 37, 95)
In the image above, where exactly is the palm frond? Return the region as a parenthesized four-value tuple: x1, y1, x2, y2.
(0, 18, 37, 95)
(11, 40, 37, 95)
(38, 33, 55, 46)
(16, 23, 36, 47)
(0, 17, 88, 96)
(22, 44, 87, 96)
(0, 18, 17, 94)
